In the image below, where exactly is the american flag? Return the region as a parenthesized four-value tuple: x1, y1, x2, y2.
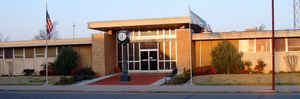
(46, 10, 53, 34)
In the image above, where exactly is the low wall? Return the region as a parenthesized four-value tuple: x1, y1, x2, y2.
(0, 57, 55, 75)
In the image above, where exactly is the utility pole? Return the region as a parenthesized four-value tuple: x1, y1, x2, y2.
(271, 0, 276, 90)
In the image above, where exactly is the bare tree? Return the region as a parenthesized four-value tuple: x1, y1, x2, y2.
(34, 22, 58, 40)
(286, 55, 298, 72)
(0, 33, 9, 42)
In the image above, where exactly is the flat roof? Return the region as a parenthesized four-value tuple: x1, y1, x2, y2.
(88, 16, 191, 31)
(193, 30, 300, 40)
(0, 38, 92, 48)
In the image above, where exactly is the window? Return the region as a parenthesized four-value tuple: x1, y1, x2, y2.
(48, 47, 56, 57)
(288, 38, 300, 51)
(14, 48, 23, 58)
(25, 48, 34, 58)
(4, 48, 13, 59)
(256, 39, 270, 52)
(36, 47, 45, 57)
(0, 49, 3, 58)
(275, 38, 286, 52)
(239, 40, 255, 53)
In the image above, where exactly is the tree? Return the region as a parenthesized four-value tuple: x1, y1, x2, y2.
(33, 21, 58, 40)
(54, 46, 79, 75)
(211, 40, 244, 74)
(0, 33, 9, 42)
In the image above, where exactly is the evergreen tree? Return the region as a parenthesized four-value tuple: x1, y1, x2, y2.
(211, 40, 244, 74)
(55, 47, 79, 75)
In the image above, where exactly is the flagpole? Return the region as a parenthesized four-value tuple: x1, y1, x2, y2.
(45, 0, 49, 85)
(188, 6, 193, 85)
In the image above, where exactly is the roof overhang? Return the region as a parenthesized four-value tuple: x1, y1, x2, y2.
(88, 16, 200, 31)
(0, 38, 92, 48)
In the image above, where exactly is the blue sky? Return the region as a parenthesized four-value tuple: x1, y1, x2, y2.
(0, 0, 294, 41)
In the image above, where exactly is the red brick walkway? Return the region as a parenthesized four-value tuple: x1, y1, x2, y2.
(88, 73, 167, 85)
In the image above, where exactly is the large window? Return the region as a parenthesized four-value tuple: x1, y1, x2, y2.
(256, 39, 270, 52)
(48, 47, 56, 57)
(288, 38, 300, 51)
(14, 48, 24, 58)
(118, 29, 177, 71)
(36, 47, 45, 57)
(25, 48, 34, 58)
(0, 49, 3, 58)
(4, 48, 13, 59)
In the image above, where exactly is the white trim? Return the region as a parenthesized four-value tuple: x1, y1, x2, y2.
(23, 48, 26, 59)
(285, 38, 289, 52)
(157, 29, 160, 70)
(270, 39, 272, 53)
(163, 29, 166, 69)
(139, 30, 141, 70)
(254, 39, 257, 53)
(55, 47, 58, 56)
(169, 29, 172, 69)
(12, 48, 15, 59)
(0, 42, 92, 48)
(129, 70, 172, 73)
(175, 29, 178, 65)
(127, 43, 129, 70)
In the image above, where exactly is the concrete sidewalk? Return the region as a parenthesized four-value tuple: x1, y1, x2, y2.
(0, 85, 300, 93)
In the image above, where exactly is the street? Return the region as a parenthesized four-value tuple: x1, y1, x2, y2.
(1, 91, 300, 99)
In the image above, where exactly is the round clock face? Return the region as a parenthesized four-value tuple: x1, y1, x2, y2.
(118, 32, 127, 41)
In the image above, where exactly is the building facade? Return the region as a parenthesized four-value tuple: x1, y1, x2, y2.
(0, 16, 300, 76)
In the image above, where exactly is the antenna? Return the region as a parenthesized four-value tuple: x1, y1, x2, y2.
(294, 0, 300, 30)
(72, 23, 76, 39)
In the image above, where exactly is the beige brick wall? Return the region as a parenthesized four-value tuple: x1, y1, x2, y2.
(0, 57, 55, 75)
(243, 52, 300, 73)
(91, 33, 106, 75)
(176, 29, 192, 70)
(91, 33, 117, 76)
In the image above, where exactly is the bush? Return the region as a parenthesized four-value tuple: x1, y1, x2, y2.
(165, 70, 190, 85)
(40, 62, 57, 76)
(23, 69, 35, 76)
(254, 60, 266, 73)
(211, 40, 244, 74)
(55, 76, 76, 85)
(73, 68, 96, 81)
(194, 66, 217, 76)
(54, 47, 79, 75)
(244, 61, 252, 71)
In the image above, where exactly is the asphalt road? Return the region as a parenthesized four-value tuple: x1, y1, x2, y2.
(1, 91, 300, 99)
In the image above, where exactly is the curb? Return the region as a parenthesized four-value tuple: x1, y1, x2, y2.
(1, 89, 300, 94)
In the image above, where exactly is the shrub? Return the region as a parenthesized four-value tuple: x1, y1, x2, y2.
(194, 66, 217, 75)
(211, 40, 244, 74)
(73, 68, 96, 81)
(55, 76, 76, 85)
(54, 47, 79, 75)
(165, 70, 190, 85)
(244, 61, 253, 72)
(254, 60, 266, 73)
(23, 69, 35, 76)
(40, 62, 57, 76)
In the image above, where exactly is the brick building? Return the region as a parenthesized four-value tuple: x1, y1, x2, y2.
(0, 16, 300, 76)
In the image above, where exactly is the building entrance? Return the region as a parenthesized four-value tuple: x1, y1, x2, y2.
(140, 49, 158, 71)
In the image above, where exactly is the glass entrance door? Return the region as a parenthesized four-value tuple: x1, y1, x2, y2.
(140, 50, 158, 71)
(140, 51, 149, 70)
(149, 51, 158, 70)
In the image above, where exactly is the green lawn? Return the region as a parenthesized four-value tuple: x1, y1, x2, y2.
(193, 73, 300, 85)
(0, 76, 62, 85)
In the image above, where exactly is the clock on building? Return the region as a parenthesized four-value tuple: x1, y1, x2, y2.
(117, 30, 130, 44)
